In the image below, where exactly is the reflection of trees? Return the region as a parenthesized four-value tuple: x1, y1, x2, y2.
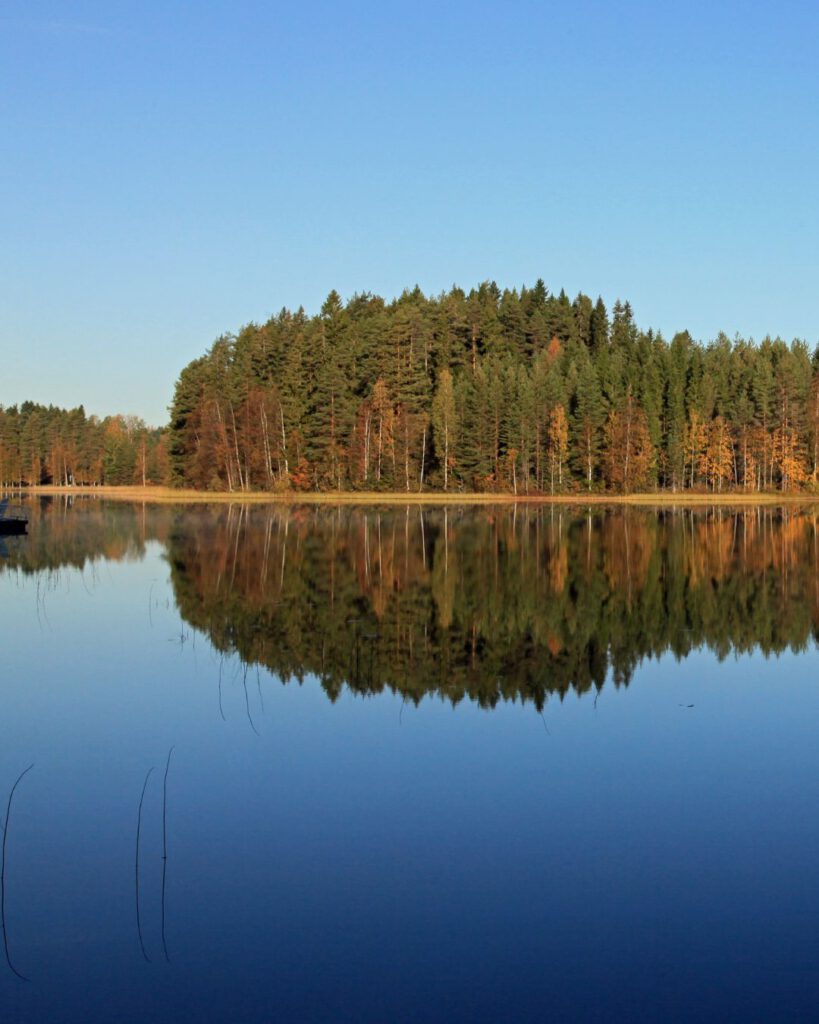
(168, 504, 819, 709)
(0, 497, 173, 574)
(6, 499, 818, 708)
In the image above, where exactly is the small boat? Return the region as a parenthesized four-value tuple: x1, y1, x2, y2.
(0, 518, 27, 536)
(0, 499, 27, 536)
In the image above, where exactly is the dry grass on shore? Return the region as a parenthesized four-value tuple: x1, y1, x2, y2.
(10, 484, 819, 507)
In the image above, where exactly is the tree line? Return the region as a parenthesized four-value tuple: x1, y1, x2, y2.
(0, 401, 168, 487)
(169, 281, 819, 493)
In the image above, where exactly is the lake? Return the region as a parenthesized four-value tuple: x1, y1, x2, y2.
(2, 498, 819, 1022)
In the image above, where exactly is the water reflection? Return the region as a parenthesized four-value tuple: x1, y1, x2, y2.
(0, 497, 168, 573)
(4, 498, 819, 1022)
(166, 503, 819, 709)
(5, 498, 819, 709)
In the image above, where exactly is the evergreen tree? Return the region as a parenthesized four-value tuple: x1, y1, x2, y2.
(572, 353, 605, 490)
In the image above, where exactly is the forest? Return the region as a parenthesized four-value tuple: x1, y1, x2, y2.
(0, 401, 168, 487)
(5, 281, 819, 495)
(168, 281, 819, 494)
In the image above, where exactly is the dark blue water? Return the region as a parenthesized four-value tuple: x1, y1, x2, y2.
(2, 500, 819, 1022)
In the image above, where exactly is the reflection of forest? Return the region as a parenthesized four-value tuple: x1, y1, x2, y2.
(0, 497, 172, 574)
(5, 500, 818, 707)
(167, 504, 819, 708)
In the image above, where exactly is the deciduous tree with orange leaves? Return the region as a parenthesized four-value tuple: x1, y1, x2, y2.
(603, 393, 654, 493)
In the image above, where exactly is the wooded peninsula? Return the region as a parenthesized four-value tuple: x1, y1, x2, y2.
(3, 280, 819, 495)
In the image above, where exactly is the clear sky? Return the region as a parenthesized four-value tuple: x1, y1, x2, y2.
(2, 0, 818, 426)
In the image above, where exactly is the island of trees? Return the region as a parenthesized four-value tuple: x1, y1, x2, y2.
(4, 280, 819, 493)
(168, 282, 819, 494)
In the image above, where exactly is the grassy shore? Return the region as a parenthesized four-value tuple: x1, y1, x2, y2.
(10, 485, 819, 506)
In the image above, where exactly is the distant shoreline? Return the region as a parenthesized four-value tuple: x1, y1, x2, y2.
(8, 485, 819, 507)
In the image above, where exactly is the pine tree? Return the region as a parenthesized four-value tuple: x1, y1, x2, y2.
(589, 297, 609, 351)
(309, 292, 355, 488)
(572, 355, 605, 490)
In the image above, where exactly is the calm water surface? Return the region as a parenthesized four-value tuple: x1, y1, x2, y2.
(2, 498, 819, 1022)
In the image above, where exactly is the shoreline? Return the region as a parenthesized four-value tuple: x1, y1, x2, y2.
(6, 485, 819, 507)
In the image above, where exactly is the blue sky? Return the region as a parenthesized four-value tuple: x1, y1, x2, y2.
(2, 0, 818, 426)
